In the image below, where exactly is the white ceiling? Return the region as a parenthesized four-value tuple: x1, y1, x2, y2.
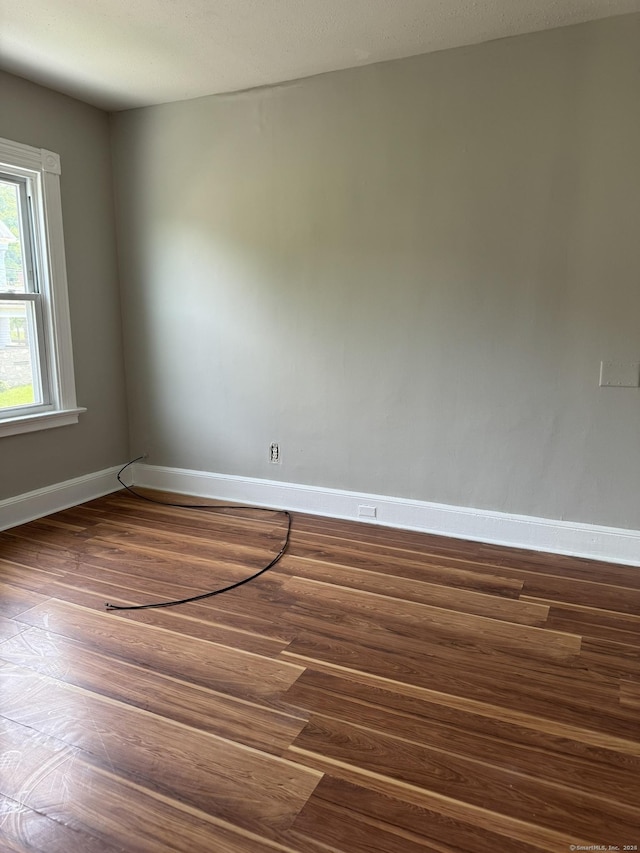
(1, 0, 639, 112)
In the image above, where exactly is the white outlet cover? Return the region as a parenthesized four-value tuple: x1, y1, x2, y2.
(269, 442, 281, 463)
(599, 361, 640, 387)
(358, 504, 377, 519)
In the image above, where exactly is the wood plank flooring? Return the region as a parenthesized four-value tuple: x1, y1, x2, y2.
(1, 490, 639, 852)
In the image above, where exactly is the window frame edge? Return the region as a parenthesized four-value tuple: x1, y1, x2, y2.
(0, 136, 82, 431)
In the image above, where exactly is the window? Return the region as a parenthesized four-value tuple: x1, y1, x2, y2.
(0, 137, 84, 437)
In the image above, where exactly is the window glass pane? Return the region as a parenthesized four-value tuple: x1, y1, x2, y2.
(0, 300, 39, 409)
(0, 179, 26, 294)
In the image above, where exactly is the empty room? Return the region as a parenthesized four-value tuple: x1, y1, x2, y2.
(1, 1, 639, 851)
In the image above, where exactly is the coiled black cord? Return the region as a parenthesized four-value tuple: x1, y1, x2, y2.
(105, 457, 291, 612)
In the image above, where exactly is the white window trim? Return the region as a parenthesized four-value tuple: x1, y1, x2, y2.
(0, 136, 85, 437)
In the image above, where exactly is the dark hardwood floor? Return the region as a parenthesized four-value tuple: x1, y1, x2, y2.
(0, 489, 639, 852)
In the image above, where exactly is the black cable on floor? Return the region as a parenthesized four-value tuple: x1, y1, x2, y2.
(105, 456, 291, 612)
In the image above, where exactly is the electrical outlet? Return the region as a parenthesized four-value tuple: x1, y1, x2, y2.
(599, 361, 640, 387)
(269, 442, 281, 464)
(358, 505, 377, 519)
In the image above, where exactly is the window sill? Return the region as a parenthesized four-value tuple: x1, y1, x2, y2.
(0, 407, 86, 437)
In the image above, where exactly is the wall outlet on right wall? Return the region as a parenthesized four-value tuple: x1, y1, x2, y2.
(599, 361, 640, 388)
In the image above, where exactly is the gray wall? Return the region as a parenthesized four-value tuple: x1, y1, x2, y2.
(0, 71, 129, 498)
(111, 15, 640, 530)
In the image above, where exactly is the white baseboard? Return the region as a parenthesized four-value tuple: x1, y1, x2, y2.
(0, 465, 125, 531)
(132, 463, 640, 568)
(3, 461, 637, 568)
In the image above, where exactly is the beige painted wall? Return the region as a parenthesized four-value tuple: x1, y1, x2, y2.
(0, 72, 129, 498)
(111, 15, 640, 530)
